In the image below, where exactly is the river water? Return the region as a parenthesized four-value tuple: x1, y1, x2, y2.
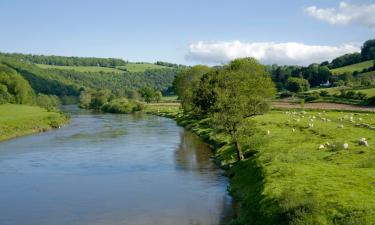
(0, 106, 233, 225)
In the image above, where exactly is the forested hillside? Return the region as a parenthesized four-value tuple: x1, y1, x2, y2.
(0, 53, 179, 100)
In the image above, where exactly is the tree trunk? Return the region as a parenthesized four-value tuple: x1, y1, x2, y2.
(235, 140, 244, 161)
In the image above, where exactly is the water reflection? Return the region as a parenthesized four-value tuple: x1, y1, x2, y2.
(0, 107, 233, 225)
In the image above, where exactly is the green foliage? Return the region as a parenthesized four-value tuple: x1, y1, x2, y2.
(361, 39, 375, 61)
(0, 52, 126, 67)
(0, 63, 35, 104)
(101, 98, 144, 114)
(173, 65, 211, 113)
(330, 53, 362, 69)
(36, 93, 60, 111)
(286, 77, 310, 93)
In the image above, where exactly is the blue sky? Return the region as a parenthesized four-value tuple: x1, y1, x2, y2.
(0, 0, 374, 65)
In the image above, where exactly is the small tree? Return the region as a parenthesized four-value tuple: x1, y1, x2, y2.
(154, 91, 162, 103)
(211, 58, 275, 161)
(286, 77, 310, 93)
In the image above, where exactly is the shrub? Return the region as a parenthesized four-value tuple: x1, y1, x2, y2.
(279, 91, 294, 98)
(101, 98, 144, 114)
(319, 90, 329, 97)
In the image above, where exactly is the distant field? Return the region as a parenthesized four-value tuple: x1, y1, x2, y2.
(117, 63, 168, 72)
(0, 104, 68, 141)
(308, 86, 375, 97)
(36, 64, 124, 73)
(331, 60, 374, 74)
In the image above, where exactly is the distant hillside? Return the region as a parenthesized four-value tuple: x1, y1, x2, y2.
(0, 52, 126, 67)
(0, 54, 179, 98)
(36, 64, 125, 74)
(331, 60, 374, 74)
(116, 63, 169, 72)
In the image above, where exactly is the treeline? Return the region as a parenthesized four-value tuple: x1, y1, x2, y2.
(0, 56, 80, 97)
(79, 89, 144, 114)
(155, 61, 189, 69)
(0, 54, 177, 99)
(0, 52, 127, 67)
(266, 39, 375, 92)
(174, 58, 275, 161)
(328, 39, 375, 69)
(47, 67, 177, 95)
(0, 63, 63, 110)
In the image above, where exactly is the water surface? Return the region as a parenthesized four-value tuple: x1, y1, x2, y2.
(0, 106, 232, 225)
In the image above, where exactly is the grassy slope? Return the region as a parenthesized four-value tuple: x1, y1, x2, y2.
(116, 63, 168, 72)
(308, 86, 375, 98)
(331, 60, 374, 74)
(145, 105, 375, 224)
(36, 64, 125, 73)
(0, 104, 68, 141)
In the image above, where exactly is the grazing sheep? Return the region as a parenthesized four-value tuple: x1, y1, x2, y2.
(319, 144, 325, 149)
(359, 138, 369, 147)
(308, 123, 314, 128)
(338, 124, 344, 128)
(267, 130, 270, 135)
(343, 143, 349, 149)
(292, 128, 295, 132)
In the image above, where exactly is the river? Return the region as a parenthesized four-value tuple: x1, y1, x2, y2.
(0, 106, 233, 225)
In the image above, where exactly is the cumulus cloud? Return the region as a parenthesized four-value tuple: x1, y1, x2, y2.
(305, 2, 375, 28)
(185, 41, 359, 66)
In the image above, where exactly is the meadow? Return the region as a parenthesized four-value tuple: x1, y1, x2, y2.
(36, 64, 125, 73)
(145, 104, 375, 224)
(0, 104, 68, 141)
(116, 63, 168, 72)
(331, 60, 374, 74)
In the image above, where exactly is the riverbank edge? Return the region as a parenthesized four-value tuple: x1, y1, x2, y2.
(0, 105, 70, 142)
(145, 107, 278, 225)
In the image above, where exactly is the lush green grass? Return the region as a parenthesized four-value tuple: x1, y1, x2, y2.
(36, 64, 124, 73)
(308, 86, 375, 98)
(146, 105, 375, 224)
(0, 104, 68, 141)
(161, 95, 178, 102)
(331, 60, 374, 74)
(116, 63, 168, 72)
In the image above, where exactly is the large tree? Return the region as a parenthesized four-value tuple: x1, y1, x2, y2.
(173, 65, 210, 113)
(211, 58, 275, 161)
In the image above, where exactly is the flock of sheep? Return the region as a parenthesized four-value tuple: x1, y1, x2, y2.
(283, 110, 372, 150)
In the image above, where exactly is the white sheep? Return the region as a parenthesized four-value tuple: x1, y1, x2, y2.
(359, 138, 369, 147)
(338, 124, 344, 128)
(343, 143, 349, 149)
(319, 144, 325, 149)
(267, 130, 270, 135)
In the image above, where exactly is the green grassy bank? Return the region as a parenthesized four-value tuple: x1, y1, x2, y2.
(0, 104, 69, 142)
(145, 105, 375, 225)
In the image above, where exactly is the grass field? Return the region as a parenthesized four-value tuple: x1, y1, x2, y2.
(145, 104, 375, 224)
(308, 86, 375, 98)
(116, 63, 169, 72)
(36, 64, 125, 73)
(0, 104, 68, 142)
(331, 60, 374, 74)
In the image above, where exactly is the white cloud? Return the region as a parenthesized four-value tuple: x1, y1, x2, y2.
(185, 41, 360, 66)
(305, 2, 375, 28)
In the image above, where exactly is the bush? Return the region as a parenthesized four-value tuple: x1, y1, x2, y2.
(286, 77, 310, 93)
(304, 92, 320, 102)
(101, 98, 144, 114)
(367, 96, 375, 106)
(319, 90, 329, 97)
(279, 91, 294, 98)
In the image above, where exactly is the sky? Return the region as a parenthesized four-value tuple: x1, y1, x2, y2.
(0, 0, 374, 66)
